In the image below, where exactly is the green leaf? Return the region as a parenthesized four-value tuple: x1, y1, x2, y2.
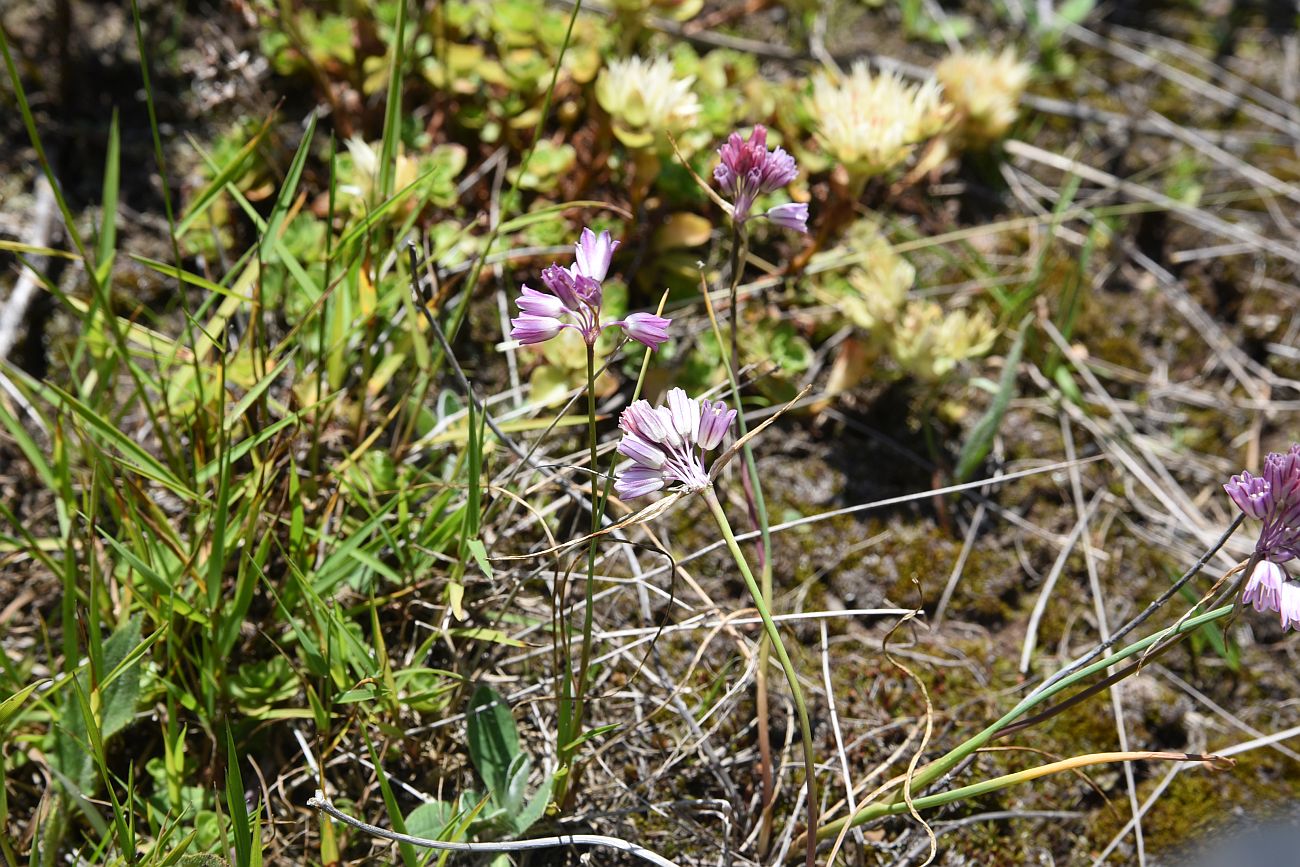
(954, 316, 1029, 484)
(465, 538, 493, 579)
(177, 117, 273, 237)
(40, 382, 199, 501)
(225, 725, 253, 867)
(363, 729, 419, 867)
(0, 680, 45, 730)
(95, 109, 120, 284)
(1053, 364, 1084, 406)
(404, 800, 461, 842)
(496, 200, 623, 236)
(466, 685, 520, 803)
(99, 617, 144, 740)
(259, 114, 317, 263)
(377, 0, 408, 203)
(178, 855, 230, 867)
(56, 616, 145, 792)
(560, 721, 619, 752)
(514, 771, 552, 836)
(1055, 0, 1096, 27)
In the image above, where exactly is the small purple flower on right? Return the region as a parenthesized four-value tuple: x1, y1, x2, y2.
(714, 124, 808, 233)
(1225, 444, 1300, 629)
(614, 388, 737, 500)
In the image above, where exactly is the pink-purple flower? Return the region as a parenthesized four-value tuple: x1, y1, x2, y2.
(614, 388, 737, 499)
(1226, 444, 1300, 629)
(509, 228, 672, 349)
(1226, 445, 1300, 563)
(714, 124, 808, 232)
(765, 202, 809, 233)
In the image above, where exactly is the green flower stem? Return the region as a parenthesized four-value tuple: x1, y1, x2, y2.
(809, 602, 1235, 845)
(705, 488, 818, 867)
(577, 342, 601, 683)
(723, 222, 777, 831)
(558, 342, 602, 801)
(818, 750, 1207, 830)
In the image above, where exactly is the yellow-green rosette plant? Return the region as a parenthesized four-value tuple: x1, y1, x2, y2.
(808, 62, 950, 194)
(934, 48, 1032, 148)
(608, 0, 703, 22)
(824, 225, 916, 333)
(889, 300, 997, 382)
(595, 55, 701, 151)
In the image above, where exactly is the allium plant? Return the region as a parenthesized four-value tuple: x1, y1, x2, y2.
(1226, 444, 1300, 630)
(510, 228, 671, 349)
(713, 124, 808, 232)
(709, 123, 809, 847)
(615, 388, 820, 867)
(514, 227, 672, 803)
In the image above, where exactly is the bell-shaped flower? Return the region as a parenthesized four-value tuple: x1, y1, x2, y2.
(574, 228, 618, 282)
(1225, 444, 1300, 564)
(764, 202, 809, 234)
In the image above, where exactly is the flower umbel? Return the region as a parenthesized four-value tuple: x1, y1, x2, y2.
(714, 124, 806, 231)
(615, 388, 737, 499)
(1226, 445, 1300, 563)
(1226, 444, 1300, 629)
(510, 228, 672, 349)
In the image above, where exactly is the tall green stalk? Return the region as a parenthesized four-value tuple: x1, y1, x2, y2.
(705, 489, 818, 867)
(556, 343, 602, 803)
(723, 222, 777, 836)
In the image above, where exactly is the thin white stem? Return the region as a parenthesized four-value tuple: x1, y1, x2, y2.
(309, 792, 680, 867)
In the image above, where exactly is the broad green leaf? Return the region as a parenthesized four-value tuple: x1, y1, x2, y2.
(404, 800, 461, 842)
(56, 616, 145, 791)
(99, 617, 145, 740)
(514, 771, 552, 836)
(467, 685, 520, 803)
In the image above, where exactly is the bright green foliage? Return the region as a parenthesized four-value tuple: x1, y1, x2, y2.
(53, 617, 144, 794)
(466, 686, 552, 837)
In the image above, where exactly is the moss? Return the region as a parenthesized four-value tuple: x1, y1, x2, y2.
(1090, 749, 1300, 856)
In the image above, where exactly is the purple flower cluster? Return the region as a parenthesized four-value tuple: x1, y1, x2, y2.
(614, 388, 737, 499)
(510, 228, 672, 349)
(714, 124, 809, 232)
(1226, 444, 1300, 630)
